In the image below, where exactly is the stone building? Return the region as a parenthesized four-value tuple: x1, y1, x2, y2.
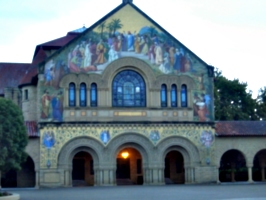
(0, 0, 266, 188)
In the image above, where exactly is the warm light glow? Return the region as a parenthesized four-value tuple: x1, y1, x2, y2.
(121, 151, 129, 159)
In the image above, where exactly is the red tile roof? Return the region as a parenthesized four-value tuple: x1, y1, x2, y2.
(216, 121, 266, 136)
(32, 48, 47, 65)
(39, 32, 79, 47)
(0, 63, 32, 95)
(25, 121, 39, 137)
(19, 66, 38, 85)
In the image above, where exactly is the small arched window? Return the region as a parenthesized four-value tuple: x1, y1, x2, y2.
(181, 84, 187, 107)
(90, 83, 97, 107)
(80, 83, 86, 107)
(69, 83, 76, 107)
(171, 84, 177, 107)
(161, 84, 167, 107)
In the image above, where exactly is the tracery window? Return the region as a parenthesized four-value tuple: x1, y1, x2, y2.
(171, 84, 177, 107)
(161, 84, 167, 107)
(181, 84, 187, 107)
(80, 83, 86, 107)
(112, 70, 146, 107)
(90, 83, 97, 107)
(69, 83, 76, 107)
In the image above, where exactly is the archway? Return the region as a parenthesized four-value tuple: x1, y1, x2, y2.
(72, 151, 94, 186)
(116, 147, 143, 185)
(1, 156, 35, 188)
(164, 151, 184, 184)
(219, 149, 248, 182)
(57, 137, 102, 186)
(252, 149, 266, 182)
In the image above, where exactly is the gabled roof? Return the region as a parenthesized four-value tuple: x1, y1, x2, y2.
(32, 31, 81, 61)
(216, 121, 266, 136)
(40, 1, 212, 71)
(0, 63, 32, 95)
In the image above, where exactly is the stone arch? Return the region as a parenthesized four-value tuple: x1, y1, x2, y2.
(102, 57, 156, 89)
(157, 136, 201, 166)
(216, 148, 248, 168)
(59, 73, 80, 88)
(219, 149, 248, 182)
(106, 133, 153, 165)
(252, 149, 266, 181)
(58, 136, 104, 169)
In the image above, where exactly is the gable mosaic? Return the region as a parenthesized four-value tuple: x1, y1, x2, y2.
(39, 4, 214, 123)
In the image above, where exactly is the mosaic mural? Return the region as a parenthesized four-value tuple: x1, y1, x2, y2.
(40, 125, 215, 169)
(39, 4, 213, 122)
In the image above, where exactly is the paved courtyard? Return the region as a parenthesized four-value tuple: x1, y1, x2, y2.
(6, 184, 266, 200)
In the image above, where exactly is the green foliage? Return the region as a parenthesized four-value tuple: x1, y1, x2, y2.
(214, 68, 258, 120)
(0, 98, 28, 172)
(256, 87, 266, 120)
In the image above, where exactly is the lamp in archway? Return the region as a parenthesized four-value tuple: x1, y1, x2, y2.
(121, 151, 129, 159)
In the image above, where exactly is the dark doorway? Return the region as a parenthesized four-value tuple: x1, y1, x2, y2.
(72, 159, 85, 180)
(116, 158, 130, 179)
(219, 149, 248, 182)
(116, 148, 143, 185)
(252, 149, 266, 182)
(164, 151, 184, 184)
(1, 156, 35, 188)
(72, 151, 94, 186)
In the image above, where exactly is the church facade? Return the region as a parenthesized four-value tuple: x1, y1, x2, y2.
(1, 0, 266, 188)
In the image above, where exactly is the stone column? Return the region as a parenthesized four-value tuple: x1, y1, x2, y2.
(190, 167, 195, 183)
(217, 167, 220, 184)
(184, 167, 189, 183)
(76, 87, 80, 107)
(64, 170, 70, 186)
(35, 171, 39, 188)
(247, 165, 253, 183)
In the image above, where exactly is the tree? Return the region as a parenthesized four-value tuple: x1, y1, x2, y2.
(0, 98, 28, 173)
(97, 21, 106, 39)
(111, 19, 123, 35)
(214, 68, 258, 120)
(256, 86, 266, 120)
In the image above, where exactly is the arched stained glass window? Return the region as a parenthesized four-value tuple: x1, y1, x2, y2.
(80, 83, 86, 107)
(161, 84, 167, 107)
(90, 83, 97, 107)
(69, 83, 76, 107)
(181, 84, 187, 107)
(171, 84, 177, 107)
(112, 70, 146, 107)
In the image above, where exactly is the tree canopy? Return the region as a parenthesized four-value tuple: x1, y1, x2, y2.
(0, 98, 28, 172)
(214, 69, 258, 121)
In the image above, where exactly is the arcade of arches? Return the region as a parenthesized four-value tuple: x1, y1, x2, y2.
(1, 136, 266, 188)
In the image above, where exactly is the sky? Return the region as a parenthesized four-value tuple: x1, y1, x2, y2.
(0, 0, 265, 98)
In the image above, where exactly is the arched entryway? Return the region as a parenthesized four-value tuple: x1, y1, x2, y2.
(57, 137, 102, 187)
(253, 149, 266, 182)
(116, 147, 143, 185)
(158, 137, 201, 184)
(1, 155, 35, 188)
(219, 149, 248, 182)
(164, 151, 184, 184)
(72, 151, 94, 186)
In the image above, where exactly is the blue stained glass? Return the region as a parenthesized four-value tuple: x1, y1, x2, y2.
(112, 70, 146, 107)
(171, 84, 177, 107)
(161, 84, 167, 107)
(181, 84, 187, 107)
(69, 83, 75, 107)
(91, 83, 97, 107)
(80, 83, 86, 107)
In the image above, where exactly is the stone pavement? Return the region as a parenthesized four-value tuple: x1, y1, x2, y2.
(5, 184, 266, 200)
